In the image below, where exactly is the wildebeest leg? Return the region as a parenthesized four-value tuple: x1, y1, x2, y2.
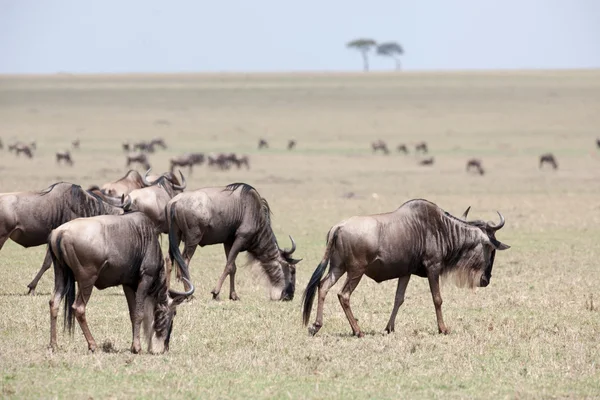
(337, 272, 364, 337)
(384, 275, 411, 334)
(211, 238, 244, 300)
(73, 283, 97, 352)
(48, 264, 66, 351)
(309, 266, 344, 336)
(131, 275, 153, 354)
(427, 272, 448, 334)
(27, 249, 53, 295)
(223, 242, 239, 301)
(123, 285, 138, 353)
(179, 240, 199, 291)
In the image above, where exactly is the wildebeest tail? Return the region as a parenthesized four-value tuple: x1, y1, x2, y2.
(48, 233, 76, 335)
(167, 203, 190, 282)
(302, 226, 340, 326)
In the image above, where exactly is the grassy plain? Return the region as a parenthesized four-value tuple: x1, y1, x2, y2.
(0, 70, 599, 399)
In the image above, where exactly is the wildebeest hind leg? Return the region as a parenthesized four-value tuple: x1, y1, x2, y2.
(427, 272, 449, 334)
(309, 267, 343, 336)
(27, 249, 53, 295)
(211, 239, 243, 300)
(337, 272, 364, 337)
(122, 285, 138, 353)
(223, 242, 239, 301)
(48, 264, 67, 351)
(384, 275, 411, 334)
(73, 283, 97, 352)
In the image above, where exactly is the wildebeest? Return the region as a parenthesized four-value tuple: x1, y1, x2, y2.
(397, 144, 408, 154)
(207, 153, 249, 170)
(539, 153, 558, 170)
(419, 157, 435, 166)
(596, 139, 600, 149)
(0, 182, 126, 294)
(0, 138, 3, 149)
(258, 139, 269, 149)
(170, 153, 205, 174)
(48, 212, 195, 354)
(122, 142, 131, 152)
(71, 139, 80, 149)
(56, 151, 74, 166)
(9, 142, 34, 158)
(126, 152, 151, 171)
(100, 170, 149, 198)
(288, 140, 296, 150)
(302, 199, 509, 337)
(149, 137, 167, 150)
(466, 158, 485, 175)
(415, 141, 428, 153)
(133, 141, 155, 153)
(167, 183, 301, 301)
(124, 170, 187, 233)
(372, 140, 389, 154)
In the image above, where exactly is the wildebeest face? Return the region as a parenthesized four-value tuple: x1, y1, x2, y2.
(278, 235, 301, 301)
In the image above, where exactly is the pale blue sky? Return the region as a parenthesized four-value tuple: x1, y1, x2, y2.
(1, 0, 599, 73)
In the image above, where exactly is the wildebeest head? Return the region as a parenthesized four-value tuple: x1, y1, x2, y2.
(276, 235, 301, 301)
(141, 169, 186, 195)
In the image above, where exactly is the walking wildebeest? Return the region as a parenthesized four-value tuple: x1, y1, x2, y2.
(419, 157, 435, 166)
(302, 199, 509, 337)
(167, 183, 301, 301)
(0, 182, 126, 294)
(258, 139, 269, 149)
(126, 152, 151, 171)
(48, 212, 195, 354)
(288, 140, 296, 150)
(56, 151, 74, 166)
(100, 170, 149, 198)
(466, 158, 485, 175)
(372, 140, 389, 155)
(415, 141, 428, 153)
(170, 153, 205, 174)
(72, 139, 80, 149)
(539, 153, 558, 170)
(397, 144, 408, 154)
(124, 170, 186, 233)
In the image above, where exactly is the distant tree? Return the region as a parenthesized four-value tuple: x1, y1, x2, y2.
(346, 38, 377, 72)
(377, 42, 404, 70)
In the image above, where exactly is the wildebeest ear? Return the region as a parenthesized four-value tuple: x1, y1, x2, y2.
(461, 206, 471, 219)
(490, 237, 510, 250)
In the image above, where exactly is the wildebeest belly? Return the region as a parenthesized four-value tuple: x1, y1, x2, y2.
(365, 260, 412, 283)
(9, 229, 48, 248)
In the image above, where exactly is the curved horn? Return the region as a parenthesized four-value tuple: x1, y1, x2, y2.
(172, 170, 186, 191)
(283, 235, 297, 255)
(122, 195, 132, 211)
(141, 168, 153, 186)
(461, 206, 471, 220)
(487, 211, 505, 231)
(168, 277, 195, 298)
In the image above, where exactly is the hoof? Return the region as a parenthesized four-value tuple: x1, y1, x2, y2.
(48, 343, 58, 352)
(229, 293, 240, 301)
(27, 286, 36, 296)
(356, 331, 365, 338)
(308, 324, 321, 336)
(211, 290, 220, 301)
(384, 326, 394, 334)
(438, 327, 450, 335)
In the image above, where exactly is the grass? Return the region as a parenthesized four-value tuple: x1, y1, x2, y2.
(0, 70, 599, 399)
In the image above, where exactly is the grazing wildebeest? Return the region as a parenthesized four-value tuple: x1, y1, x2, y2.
(258, 139, 269, 149)
(149, 137, 167, 150)
(71, 139, 80, 149)
(229, 153, 250, 169)
(466, 158, 485, 175)
(288, 140, 296, 150)
(397, 144, 408, 154)
(419, 157, 435, 166)
(48, 212, 195, 354)
(126, 152, 151, 171)
(9, 142, 34, 158)
(100, 170, 149, 198)
(302, 199, 509, 337)
(56, 151, 74, 166)
(415, 141, 428, 154)
(539, 153, 558, 170)
(371, 140, 389, 155)
(0, 182, 126, 294)
(133, 141, 155, 153)
(124, 170, 186, 233)
(167, 183, 301, 301)
(170, 153, 205, 174)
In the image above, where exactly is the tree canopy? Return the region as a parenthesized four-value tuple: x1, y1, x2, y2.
(377, 42, 404, 70)
(346, 38, 377, 71)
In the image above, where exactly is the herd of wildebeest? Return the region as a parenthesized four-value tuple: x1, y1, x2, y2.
(7, 131, 595, 355)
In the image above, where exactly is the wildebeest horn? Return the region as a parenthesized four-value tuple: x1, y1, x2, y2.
(461, 206, 471, 220)
(142, 168, 152, 186)
(172, 170, 186, 191)
(122, 195, 132, 210)
(284, 235, 296, 255)
(487, 211, 505, 231)
(169, 277, 195, 298)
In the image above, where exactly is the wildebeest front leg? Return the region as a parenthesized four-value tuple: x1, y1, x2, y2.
(223, 242, 239, 301)
(27, 249, 53, 295)
(123, 285, 139, 353)
(384, 275, 411, 334)
(427, 272, 449, 334)
(73, 283, 97, 352)
(337, 273, 364, 337)
(211, 239, 244, 300)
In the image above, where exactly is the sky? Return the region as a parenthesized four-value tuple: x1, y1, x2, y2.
(1, 0, 599, 74)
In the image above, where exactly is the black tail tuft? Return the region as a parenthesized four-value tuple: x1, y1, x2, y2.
(49, 234, 76, 335)
(301, 259, 328, 326)
(168, 203, 190, 282)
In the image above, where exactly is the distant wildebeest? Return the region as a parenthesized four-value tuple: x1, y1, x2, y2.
(596, 138, 600, 149)
(167, 183, 301, 301)
(415, 141, 428, 154)
(133, 141, 155, 153)
(126, 152, 151, 171)
(0, 182, 125, 294)
(99, 170, 150, 198)
(207, 153, 231, 170)
(48, 212, 195, 354)
(302, 199, 509, 337)
(419, 157, 435, 166)
(230, 154, 250, 169)
(397, 144, 408, 154)
(288, 140, 296, 150)
(56, 151, 74, 166)
(258, 139, 269, 149)
(71, 139, 80, 149)
(123, 170, 186, 233)
(9, 142, 34, 158)
(466, 158, 485, 175)
(122, 142, 131, 152)
(539, 153, 558, 170)
(372, 140, 389, 155)
(149, 137, 167, 150)
(0, 138, 3, 149)
(170, 153, 205, 174)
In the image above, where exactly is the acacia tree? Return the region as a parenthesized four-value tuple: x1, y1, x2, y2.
(377, 42, 404, 70)
(346, 38, 377, 72)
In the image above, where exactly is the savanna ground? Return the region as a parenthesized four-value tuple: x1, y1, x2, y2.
(0, 71, 599, 399)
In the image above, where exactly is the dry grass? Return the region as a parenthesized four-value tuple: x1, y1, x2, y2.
(0, 71, 599, 399)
